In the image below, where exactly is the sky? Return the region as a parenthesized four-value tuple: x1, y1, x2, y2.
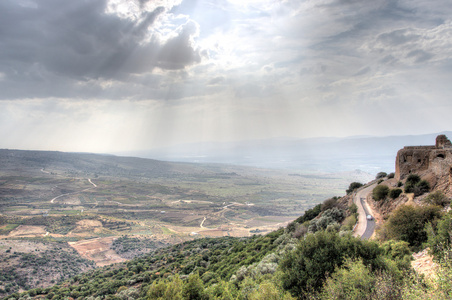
(1, 0, 452, 153)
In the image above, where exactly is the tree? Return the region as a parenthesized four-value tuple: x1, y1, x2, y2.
(376, 172, 388, 179)
(320, 258, 375, 300)
(294, 204, 321, 224)
(406, 174, 421, 185)
(279, 231, 384, 298)
(389, 188, 403, 199)
(321, 197, 339, 212)
(248, 281, 295, 300)
(427, 212, 452, 256)
(383, 204, 442, 250)
(372, 185, 390, 201)
(182, 273, 208, 300)
(423, 191, 450, 207)
(322, 208, 345, 223)
(346, 182, 363, 194)
(146, 276, 183, 300)
(405, 176, 430, 196)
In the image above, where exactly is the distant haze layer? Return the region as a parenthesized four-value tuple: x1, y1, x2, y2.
(119, 132, 452, 174)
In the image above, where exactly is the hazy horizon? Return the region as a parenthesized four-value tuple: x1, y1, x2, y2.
(1, 0, 452, 153)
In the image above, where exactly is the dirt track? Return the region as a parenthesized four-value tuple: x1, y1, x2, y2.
(69, 237, 125, 267)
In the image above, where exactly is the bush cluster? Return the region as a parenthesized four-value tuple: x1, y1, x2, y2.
(404, 174, 430, 196)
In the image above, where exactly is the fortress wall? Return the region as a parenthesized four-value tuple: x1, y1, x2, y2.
(395, 135, 452, 181)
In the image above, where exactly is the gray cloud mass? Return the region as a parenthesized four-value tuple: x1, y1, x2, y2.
(0, 0, 203, 99)
(1, 0, 452, 152)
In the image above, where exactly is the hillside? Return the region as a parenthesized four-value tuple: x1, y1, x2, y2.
(0, 149, 372, 297)
(3, 136, 452, 299)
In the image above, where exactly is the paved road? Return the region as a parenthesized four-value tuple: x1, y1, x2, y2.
(353, 183, 377, 240)
(360, 197, 376, 239)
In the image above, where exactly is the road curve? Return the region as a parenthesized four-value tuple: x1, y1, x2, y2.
(353, 183, 377, 239)
(50, 179, 97, 203)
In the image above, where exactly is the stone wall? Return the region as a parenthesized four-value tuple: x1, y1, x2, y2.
(395, 135, 452, 181)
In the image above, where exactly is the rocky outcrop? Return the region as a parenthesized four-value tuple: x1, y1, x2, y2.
(395, 135, 452, 196)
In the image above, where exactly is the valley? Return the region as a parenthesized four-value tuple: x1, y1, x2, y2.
(0, 149, 372, 295)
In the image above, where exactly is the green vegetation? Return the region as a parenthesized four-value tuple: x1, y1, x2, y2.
(346, 182, 363, 194)
(0, 240, 95, 296)
(423, 190, 450, 207)
(426, 211, 452, 256)
(372, 184, 390, 201)
(389, 188, 403, 199)
(3, 150, 452, 300)
(376, 172, 388, 179)
(293, 204, 321, 224)
(280, 231, 387, 298)
(0, 224, 19, 235)
(404, 174, 430, 196)
(379, 204, 442, 250)
(111, 236, 168, 259)
(4, 186, 452, 300)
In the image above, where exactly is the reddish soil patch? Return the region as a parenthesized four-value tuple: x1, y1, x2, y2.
(7, 225, 46, 237)
(69, 236, 125, 267)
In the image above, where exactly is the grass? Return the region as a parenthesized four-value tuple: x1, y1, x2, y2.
(0, 223, 20, 235)
(160, 227, 174, 235)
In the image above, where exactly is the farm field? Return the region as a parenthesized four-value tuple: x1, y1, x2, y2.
(0, 149, 371, 265)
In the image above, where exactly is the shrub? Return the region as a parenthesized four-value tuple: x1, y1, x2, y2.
(320, 258, 375, 300)
(423, 191, 450, 207)
(321, 197, 339, 212)
(346, 182, 363, 194)
(341, 214, 357, 231)
(404, 175, 429, 196)
(389, 189, 403, 199)
(308, 208, 345, 233)
(349, 203, 358, 214)
(416, 180, 430, 195)
(380, 240, 412, 271)
(382, 204, 442, 250)
(280, 231, 384, 298)
(373, 185, 390, 201)
(248, 280, 295, 300)
(308, 216, 337, 233)
(376, 172, 388, 179)
(406, 174, 421, 185)
(388, 173, 395, 179)
(322, 208, 345, 223)
(182, 273, 208, 300)
(294, 204, 321, 224)
(426, 212, 452, 256)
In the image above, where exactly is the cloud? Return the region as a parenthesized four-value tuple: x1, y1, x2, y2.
(0, 0, 204, 99)
(2, 0, 452, 152)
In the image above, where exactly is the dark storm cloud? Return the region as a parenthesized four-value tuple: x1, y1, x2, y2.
(0, 0, 203, 99)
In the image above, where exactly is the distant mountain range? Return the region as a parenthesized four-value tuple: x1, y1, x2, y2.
(119, 132, 452, 175)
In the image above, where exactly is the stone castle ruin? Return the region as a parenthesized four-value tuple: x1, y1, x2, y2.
(395, 135, 452, 184)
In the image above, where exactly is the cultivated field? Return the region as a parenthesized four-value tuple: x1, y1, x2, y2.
(0, 150, 371, 265)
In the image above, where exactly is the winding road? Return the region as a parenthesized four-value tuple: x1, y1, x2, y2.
(353, 183, 377, 240)
(50, 178, 97, 203)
